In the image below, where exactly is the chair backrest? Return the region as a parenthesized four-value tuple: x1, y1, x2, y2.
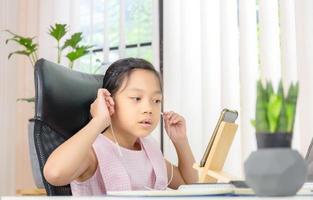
(32, 59, 103, 195)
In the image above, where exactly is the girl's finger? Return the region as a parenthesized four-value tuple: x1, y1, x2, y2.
(166, 113, 173, 121)
(163, 111, 172, 119)
(109, 102, 115, 113)
(105, 97, 113, 108)
(104, 95, 114, 106)
(108, 96, 115, 106)
(108, 104, 114, 115)
(169, 112, 178, 122)
(164, 115, 169, 128)
(170, 114, 181, 124)
(165, 120, 170, 133)
(163, 113, 167, 120)
(167, 111, 175, 121)
(109, 107, 114, 115)
(97, 89, 105, 100)
(104, 97, 110, 105)
(99, 88, 111, 96)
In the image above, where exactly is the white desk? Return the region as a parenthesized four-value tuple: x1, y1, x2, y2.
(2, 196, 313, 200)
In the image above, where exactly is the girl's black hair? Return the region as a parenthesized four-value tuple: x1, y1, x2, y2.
(102, 57, 162, 95)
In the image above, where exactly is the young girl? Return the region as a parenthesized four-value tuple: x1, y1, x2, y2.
(43, 58, 198, 195)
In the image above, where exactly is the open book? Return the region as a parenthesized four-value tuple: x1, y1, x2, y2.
(107, 183, 313, 197)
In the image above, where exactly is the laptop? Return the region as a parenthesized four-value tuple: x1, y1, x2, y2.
(305, 137, 313, 182)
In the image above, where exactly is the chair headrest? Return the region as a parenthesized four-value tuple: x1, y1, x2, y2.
(34, 59, 103, 139)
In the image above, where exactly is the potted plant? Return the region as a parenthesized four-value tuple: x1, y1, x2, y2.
(245, 79, 307, 196)
(5, 23, 94, 102)
(251, 80, 298, 148)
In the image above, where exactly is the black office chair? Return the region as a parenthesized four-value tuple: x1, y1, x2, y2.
(32, 58, 103, 195)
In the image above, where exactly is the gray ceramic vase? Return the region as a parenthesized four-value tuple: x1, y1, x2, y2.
(244, 148, 307, 196)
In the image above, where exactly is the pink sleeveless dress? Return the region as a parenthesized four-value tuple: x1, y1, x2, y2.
(70, 134, 168, 196)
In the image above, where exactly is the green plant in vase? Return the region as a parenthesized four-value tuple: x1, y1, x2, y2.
(245, 79, 307, 197)
(251, 80, 299, 148)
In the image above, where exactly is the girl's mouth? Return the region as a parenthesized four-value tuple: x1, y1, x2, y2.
(139, 119, 152, 128)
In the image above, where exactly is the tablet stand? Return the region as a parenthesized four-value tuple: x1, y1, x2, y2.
(193, 122, 238, 183)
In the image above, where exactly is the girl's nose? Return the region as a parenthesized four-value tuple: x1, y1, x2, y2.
(144, 110, 152, 114)
(142, 100, 153, 114)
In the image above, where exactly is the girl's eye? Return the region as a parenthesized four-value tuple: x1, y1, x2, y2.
(131, 97, 141, 102)
(154, 99, 162, 104)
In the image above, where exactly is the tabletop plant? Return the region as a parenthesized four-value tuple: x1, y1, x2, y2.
(251, 80, 299, 148)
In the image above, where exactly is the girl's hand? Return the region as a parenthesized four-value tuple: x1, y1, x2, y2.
(90, 89, 115, 129)
(163, 111, 188, 144)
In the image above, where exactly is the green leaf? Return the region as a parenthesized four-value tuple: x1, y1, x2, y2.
(266, 81, 274, 100)
(4, 29, 23, 38)
(66, 46, 91, 62)
(277, 102, 287, 132)
(285, 82, 299, 132)
(48, 23, 68, 41)
(255, 80, 269, 132)
(6, 36, 37, 51)
(17, 97, 35, 103)
(62, 32, 83, 49)
(267, 94, 282, 133)
(277, 81, 284, 98)
(8, 50, 31, 59)
(4, 30, 38, 54)
(277, 81, 288, 132)
(286, 103, 295, 132)
(250, 119, 256, 128)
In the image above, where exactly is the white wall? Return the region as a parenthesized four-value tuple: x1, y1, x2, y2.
(0, 0, 39, 195)
(1, 0, 19, 195)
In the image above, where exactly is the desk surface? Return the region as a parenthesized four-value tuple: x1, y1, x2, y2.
(2, 196, 313, 200)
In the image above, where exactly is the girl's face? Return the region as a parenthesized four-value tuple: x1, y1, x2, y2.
(111, 69, 162, 138)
